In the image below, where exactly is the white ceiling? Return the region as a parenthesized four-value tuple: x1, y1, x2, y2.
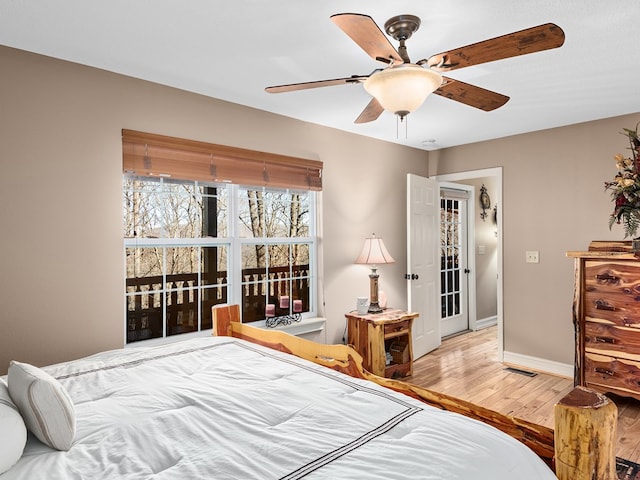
(2, 1, 639, 151)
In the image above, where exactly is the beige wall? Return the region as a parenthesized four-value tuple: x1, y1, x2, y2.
(0, 46, 429, 374)
(430, 113, 640, 365)
(453, 176, 499, 322)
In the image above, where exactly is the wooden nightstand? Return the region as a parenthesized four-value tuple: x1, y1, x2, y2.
(345, 309, 418, 378)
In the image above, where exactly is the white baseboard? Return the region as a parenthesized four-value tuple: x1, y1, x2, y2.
(503, 351, 573, 378)
(474, 315, 497, 330)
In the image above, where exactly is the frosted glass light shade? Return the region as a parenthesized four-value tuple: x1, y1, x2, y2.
(364, 64, 443, 117)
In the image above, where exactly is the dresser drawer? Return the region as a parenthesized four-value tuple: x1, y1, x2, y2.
(585, 321, 640, 358)
(584, 352, 640, 394)
(583, 261, 640, 328)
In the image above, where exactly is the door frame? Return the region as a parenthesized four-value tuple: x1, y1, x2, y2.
(435, 167, 503, 361)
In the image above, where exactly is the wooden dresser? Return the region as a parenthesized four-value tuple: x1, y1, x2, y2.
(567, 241, 640, 401)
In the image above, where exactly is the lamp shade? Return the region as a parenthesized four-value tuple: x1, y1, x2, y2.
(354, 234, 395, 265)
(363, 64, 443, 118)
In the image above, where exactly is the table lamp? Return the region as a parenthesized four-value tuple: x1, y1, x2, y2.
(354, 233, 395, 313)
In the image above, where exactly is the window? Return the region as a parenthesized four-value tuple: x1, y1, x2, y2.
(124, 177, 317, 343)
(121, 130, 322, 344)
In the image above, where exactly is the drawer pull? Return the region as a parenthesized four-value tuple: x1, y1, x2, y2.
(594, 336, 615, 344)
(595, 273, 620, 283)
(594, 367, 615, 377)
(594, 300, 616, 311)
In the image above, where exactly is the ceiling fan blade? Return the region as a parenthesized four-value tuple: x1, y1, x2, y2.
(425, 23, 565, 72)
(265, 75, 369, 94)
(331, 13, 403, 65)
(435, 77, 509, 111)
(355, 98, 384, 124)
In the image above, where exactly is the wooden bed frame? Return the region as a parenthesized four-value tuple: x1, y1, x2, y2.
(212, 304, 618, 480)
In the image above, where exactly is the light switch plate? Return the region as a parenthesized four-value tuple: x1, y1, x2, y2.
(525, 251, 539, 263)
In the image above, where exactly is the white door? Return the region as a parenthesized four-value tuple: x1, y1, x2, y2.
(440, 189, 470, 337)
(407, 174, 440, 358)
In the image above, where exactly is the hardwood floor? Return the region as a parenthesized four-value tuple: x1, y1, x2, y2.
(406, 326, 640, 464)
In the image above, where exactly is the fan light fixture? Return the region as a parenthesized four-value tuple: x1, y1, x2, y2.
(354, 233, 395, 313)
(364, 64, 443, 120)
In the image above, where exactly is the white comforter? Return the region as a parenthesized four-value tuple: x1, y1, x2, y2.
(2, 337, 556, 479)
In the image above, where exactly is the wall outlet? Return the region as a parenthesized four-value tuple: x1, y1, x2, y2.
(525, 251, 539, 263)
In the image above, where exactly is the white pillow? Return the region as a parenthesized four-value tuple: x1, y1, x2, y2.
(8, 361, 75, 451)
(0, 378, 27, 474)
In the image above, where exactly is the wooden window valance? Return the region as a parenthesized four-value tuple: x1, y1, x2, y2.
(122, 129, 322, 191)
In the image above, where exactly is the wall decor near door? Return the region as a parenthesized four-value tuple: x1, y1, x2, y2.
(479, 184, 491, 221)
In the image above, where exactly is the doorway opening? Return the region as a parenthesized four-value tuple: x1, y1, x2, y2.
(436, 168, 503, 361)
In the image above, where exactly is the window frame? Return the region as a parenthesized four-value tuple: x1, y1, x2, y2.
(123, 178, 318, 346)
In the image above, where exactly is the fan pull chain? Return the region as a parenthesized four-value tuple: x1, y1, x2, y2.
(396, 114, 408, 140)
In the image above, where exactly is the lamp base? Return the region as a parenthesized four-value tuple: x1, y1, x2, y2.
(367, 302, 383, 314)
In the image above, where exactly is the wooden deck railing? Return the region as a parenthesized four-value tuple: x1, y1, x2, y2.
(126, 265, 309, 342)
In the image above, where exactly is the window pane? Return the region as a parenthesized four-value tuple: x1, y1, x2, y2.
(290, 243, 310, 314)
(124, 177, 228, 239)
(241, 243, 266, 322)
(238, 189, 310, 238)
(290, 192, 310, 237)
(126, 246, 164, 343)
(123, 178, 164, 238)
(201, 245, 228, 329)
(201, 286, 225, 330)
(202, 186, 228, 238)
(269, 244, 290, 269)
(291, 244, 309, 274)
(126, 246, 163, 280)
(242, 281, 267, 323)
(162, 182, 203, 238)
(126, 292, 163, 342)
(238, 190, 265, 238)
(166, 246, 199, 277)
(242, 244, 266, 274)
(201, 246, 228, 287)
(166, 288, 197, 336)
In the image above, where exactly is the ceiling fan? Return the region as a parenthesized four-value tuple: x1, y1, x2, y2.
(265, 13, 565, 123)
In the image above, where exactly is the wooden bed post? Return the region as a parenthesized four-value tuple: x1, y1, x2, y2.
(212, 304, 241, 337)
(554, 386, 618, 480)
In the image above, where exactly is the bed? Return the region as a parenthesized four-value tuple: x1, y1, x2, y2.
(0, 305, 613, 479)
